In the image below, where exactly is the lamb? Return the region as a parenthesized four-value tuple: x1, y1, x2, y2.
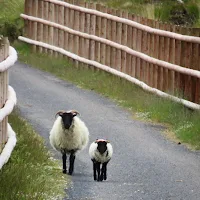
(89, 139, 113, 181)
(49, 110, 89, 175)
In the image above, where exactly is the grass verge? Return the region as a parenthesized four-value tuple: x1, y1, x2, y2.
(0, 108, 68, 200)
(14, 41, 200, 150)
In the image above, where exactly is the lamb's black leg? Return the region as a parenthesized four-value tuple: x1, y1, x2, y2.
(102, 162, 108, 180)
(68, 151, 75, 175)
(96, 162, 101, 181)
(62, 153, 67, 174)
(92, 159, 97, 181)
(100, 164, 104, 181)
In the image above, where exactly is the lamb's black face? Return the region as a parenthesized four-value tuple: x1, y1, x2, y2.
(97, 141, 107, 154)
(60, 112, 75, 129)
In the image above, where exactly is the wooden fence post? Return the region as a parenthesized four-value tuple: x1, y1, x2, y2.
(78, 2, 86, 59)
(100, 5, 107, 66)
(89, 3, 96, 70)
(32, 0, 38, 52)
(116, 10, 122, 72)
(121, 11, 128, 74)
(37, 0, 44, 53)
(0, 37, 9, 153)
(105, 7, 112, 68)
(48, 2, 54, 55)
(43, 0, 49, 54)
(95, 3, 101, 67)
(110, 8, 117, 69)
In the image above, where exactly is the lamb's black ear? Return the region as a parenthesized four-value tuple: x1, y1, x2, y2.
(95, 139, 99, 143)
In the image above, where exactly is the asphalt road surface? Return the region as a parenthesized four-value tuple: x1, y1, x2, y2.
(10, 62, 200, 200)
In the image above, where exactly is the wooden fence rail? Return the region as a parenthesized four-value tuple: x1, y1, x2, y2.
(21, 0, 200, 106)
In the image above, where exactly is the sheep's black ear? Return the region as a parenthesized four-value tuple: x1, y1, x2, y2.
(69, 110, 80, 117)
(55, 111, 65, 118)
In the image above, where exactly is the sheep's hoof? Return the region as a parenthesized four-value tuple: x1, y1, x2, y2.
(97, 177, 103, 182)
(62, 169, 67, 174)
(68, 171, 73, 175)
(99, 175, 104, 181)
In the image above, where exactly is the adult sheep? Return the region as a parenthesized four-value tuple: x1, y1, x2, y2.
(49, 110, 89, 175)
(89, 139, 113, 181)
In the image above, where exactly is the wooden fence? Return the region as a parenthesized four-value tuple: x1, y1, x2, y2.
(20, 0, 200, 106)
(0, 38, 9, 152)
(0, 37, 17, 168)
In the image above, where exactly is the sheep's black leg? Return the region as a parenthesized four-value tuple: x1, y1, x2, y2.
(102, 162, 108, 180)
(92, 159, 97, 181)
(62, 153, 67, 174)
(68, 151, 75, 175)
(96, 162, 101, 181)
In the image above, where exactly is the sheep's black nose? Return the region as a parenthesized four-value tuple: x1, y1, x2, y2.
(64, 124, 71, 129)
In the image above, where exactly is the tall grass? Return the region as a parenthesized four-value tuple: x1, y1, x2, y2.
(89, 0, 200, 27)
(0, 0, 24, 22)
(0, 109, 68, 200)
(14, 41, 200, 149)
(0, 0, 24, 42)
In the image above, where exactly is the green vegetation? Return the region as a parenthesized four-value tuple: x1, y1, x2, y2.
(0, 109, 68, 200)
(0, 0, 24, 42)
(14, 41, 200, 149)
(89, 0, 200, 27)
(0, 1, 69, 199)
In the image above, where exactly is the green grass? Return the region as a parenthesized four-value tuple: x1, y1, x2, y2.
(0, 108, 68, 200)
(0, 0, 24, 42)
(0, 0, 24, 22)
(88, 0, 200, 27)
(14, 41, 200, 149)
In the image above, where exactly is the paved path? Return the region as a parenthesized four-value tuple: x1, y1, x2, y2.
(10, 62, 200, 200)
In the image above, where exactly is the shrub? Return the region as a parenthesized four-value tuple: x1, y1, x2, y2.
(0, 19, 23, 43)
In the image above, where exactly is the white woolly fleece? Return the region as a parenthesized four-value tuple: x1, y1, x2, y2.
(89, 142, 113, 163)
(49, 116, 89, 154)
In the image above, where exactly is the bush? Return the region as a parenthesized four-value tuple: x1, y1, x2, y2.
(187, 2, 199, 24)
(0, 0, 24, 43)
(0, 19, 23, 43)
(154, 1, 200, 26)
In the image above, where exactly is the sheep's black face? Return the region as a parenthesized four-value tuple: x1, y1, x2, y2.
(61, 113, 75, 129)
(97, 141, 107, 154)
